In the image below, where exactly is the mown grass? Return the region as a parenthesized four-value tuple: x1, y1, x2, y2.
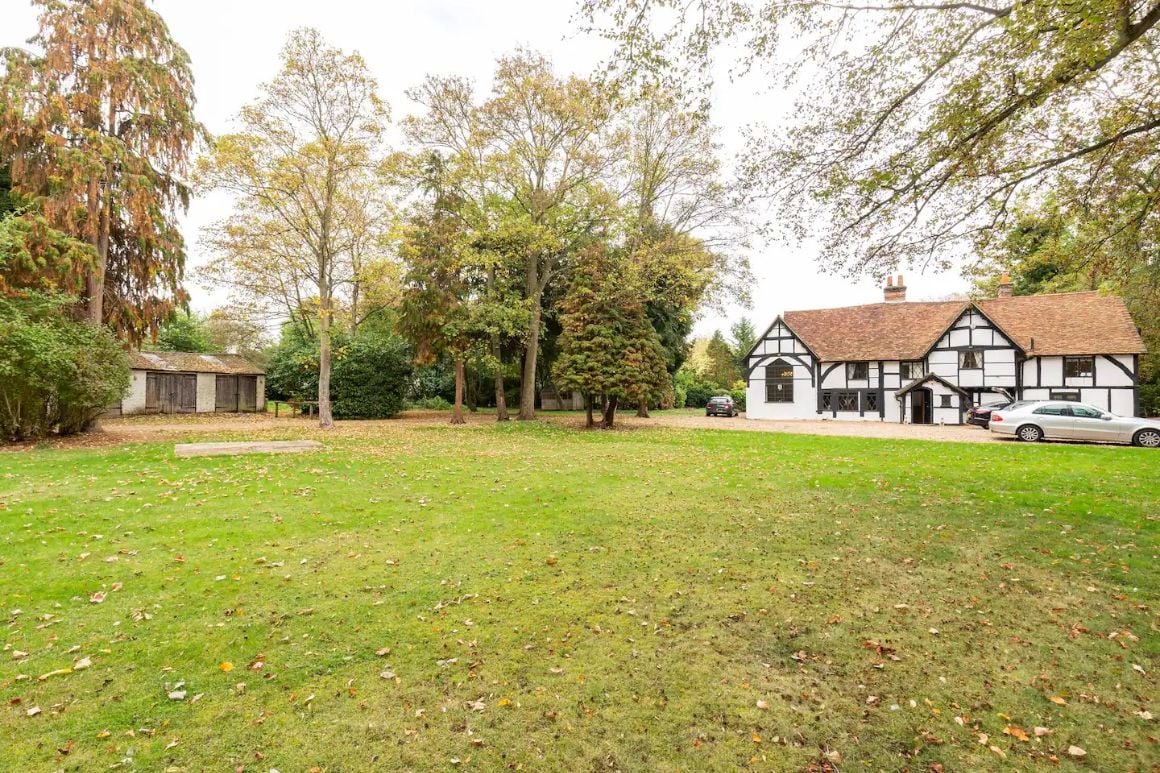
(1, 419, 1157, 771)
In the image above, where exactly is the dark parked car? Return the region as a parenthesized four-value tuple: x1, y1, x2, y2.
(966, 399, 1024, 428)
(705, 395, 737, 417)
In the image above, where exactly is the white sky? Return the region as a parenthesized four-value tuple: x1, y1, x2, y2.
(2, 0, 970, 338)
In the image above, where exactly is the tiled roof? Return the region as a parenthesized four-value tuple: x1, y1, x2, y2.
(777, 290, 1146, 361)
(783, 301, 967, 361)
(128, 351, 264, 375)
(976, 291, 1145, 355)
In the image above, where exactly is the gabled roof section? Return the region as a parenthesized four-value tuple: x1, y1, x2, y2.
(743, 315, 818, 360)
(975, 291, 1145, 355)
(783, 301, 967, 362)
(129, 351, 265, 375)
(895, 372, 970, 399)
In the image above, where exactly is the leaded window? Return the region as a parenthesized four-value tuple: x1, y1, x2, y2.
(1063, 356, 1094, 378)
(765, 362, 794, 403)
(959, 350, 982, 369)
(846, 362, 869, 380)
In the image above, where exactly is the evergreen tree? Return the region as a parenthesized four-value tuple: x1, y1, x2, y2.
(705, 329, 741, 388)
(554, 245, 668, 427)
(0, 0, 203, 340)
(729, 317, 757, 365)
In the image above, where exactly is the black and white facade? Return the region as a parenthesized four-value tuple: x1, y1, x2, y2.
(745, 278, 1146, 424)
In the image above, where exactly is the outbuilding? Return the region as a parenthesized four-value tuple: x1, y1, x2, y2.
(113, 351, 266, 416)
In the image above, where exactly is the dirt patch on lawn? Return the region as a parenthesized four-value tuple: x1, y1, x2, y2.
(3, 408, 1004, 451)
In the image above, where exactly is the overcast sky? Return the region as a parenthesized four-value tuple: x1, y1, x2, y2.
(2, 0, 970, 337)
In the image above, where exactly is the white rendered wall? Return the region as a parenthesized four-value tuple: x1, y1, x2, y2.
(746, 359, 818, 419)
(122, 370, 149, 414)
(196, 373, 216, 412)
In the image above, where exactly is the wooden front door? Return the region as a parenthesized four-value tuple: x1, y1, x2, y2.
(910, 388, 933, 424)
(145, 373, 197, 414)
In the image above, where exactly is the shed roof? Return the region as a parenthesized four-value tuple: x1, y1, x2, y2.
(129, 351, 264, 375)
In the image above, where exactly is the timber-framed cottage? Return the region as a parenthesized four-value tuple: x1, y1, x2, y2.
(744, 276, 1146, 423)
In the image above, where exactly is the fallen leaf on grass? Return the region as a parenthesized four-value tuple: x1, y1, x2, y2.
(375, 647, 391, 657)
(1049, 696, 1067, 705)
(26, 706, 41, 717)
(466, 699, 486, 712)
(1067, 745, 1086, 758)
(756, 699, 769, 710)
(219, 662, 234, 672)
(1003, 726, 1030, 742)
(168, 690, 186, 701)
(73, 656, 92, 670)
(89, 591, 106, 604)
(988, 745, 1006, 759)
(11, 650, 28, 660)
(37, 668, 72, 682)
(1034, 726, 1051, 737)
(1135, 710, 1153, 720)
(380, 670, 396, 680)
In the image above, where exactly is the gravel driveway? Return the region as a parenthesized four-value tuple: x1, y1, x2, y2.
(617, 412, 1004, 443)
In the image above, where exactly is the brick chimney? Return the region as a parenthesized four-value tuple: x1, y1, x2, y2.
(884, 274, 906, 303)
(997, 273, 1013, 297)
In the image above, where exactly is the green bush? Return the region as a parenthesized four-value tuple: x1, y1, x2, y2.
(405, 396, 453, 411)
(675, 367, 722, 407)
(408, 361, 456, 403)
(729, 379, 747, 412)
(331, 335, 411, 419)
(0, 292, 129, 440)
(265, 326, 412, 419)
(1140, 382, 1159, 418)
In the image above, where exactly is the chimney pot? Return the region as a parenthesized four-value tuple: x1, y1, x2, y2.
(884, 274, 907, 303)
(997, 273, 1013, 297)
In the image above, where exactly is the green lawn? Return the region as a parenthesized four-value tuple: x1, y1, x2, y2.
(1, 420, 1157, 771)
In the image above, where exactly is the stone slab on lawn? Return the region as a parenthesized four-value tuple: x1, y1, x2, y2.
(174, 440, 324, 458)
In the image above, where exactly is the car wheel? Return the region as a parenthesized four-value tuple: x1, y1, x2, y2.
(981, 422, 989, 430)
(1016, 424, 1043, 443)
(1133, 428, 1160, 448)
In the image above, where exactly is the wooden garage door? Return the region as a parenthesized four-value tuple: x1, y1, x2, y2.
(216, 375, 259, 412)
(238, 375, 258, 412)
(145, 373, 197, 414)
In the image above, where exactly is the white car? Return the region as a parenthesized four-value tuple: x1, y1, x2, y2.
(989, 401, 1160, 447)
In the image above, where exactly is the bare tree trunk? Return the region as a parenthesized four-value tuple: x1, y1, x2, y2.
(585, 394, 594, 428)
(451, 358, 466, 425)
(518, 297, 541, 420)
(467, 368, 478, 413)
(492, 334, 509, 422)
(518, 252, 542, 421)
(636, 400, 650, 418)
(317, 297, 334, 429)
(85, 175, 109, 327)
(603, 394, 618, 428)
